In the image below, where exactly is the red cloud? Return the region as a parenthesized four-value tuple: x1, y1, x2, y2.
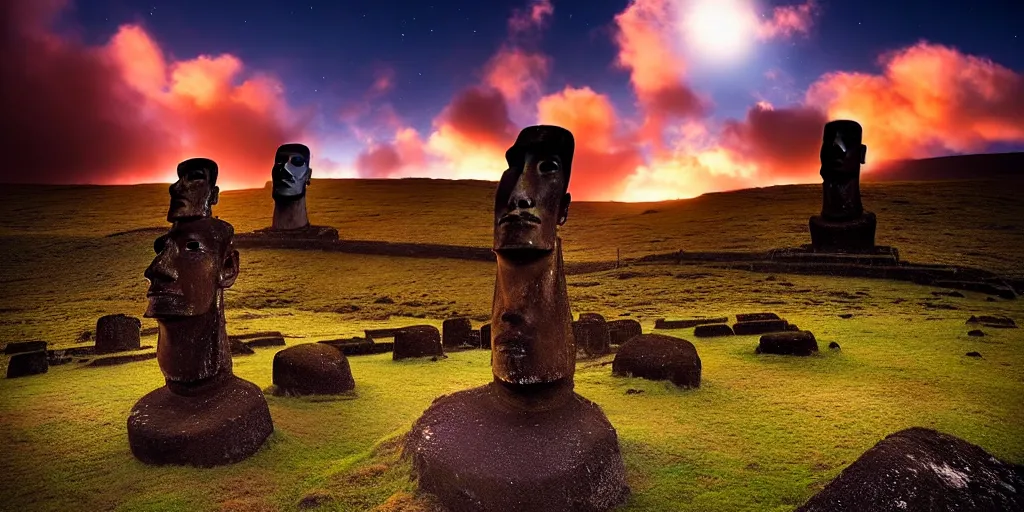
(719, 102, 828, 181)
(0, 0, 310, 189)
(484, 47, 550, 103)
(758, 0, 819, 40)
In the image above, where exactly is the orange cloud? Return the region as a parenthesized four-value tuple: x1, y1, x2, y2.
(806, 41, 1024, 165)
(508, 0, 554, 35)
(0, 0, 309, 189)
(484, 47, 550, 103)
(757, 0, 818, 40)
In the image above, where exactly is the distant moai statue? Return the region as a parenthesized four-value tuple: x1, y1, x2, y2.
(809, 120, 877, 251)
(251, 143, 338, 240)
(403, 125, 629, 511)
(127, 163, 273, 467)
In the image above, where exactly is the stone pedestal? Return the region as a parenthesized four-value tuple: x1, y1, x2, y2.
(809, 212, 876, 252)
(127, 374, 273, 467)
(404, 383, 629, 512)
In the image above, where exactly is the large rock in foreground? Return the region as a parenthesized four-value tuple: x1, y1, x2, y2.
(272, 343, 355, 396)
(7, 351, 48, 378)
(442, 317, 473, 349)
(404, 383, 630, 512)
(95, 314, 142, 354)
(612, 334, 701, 388)
(4, 340, 47, 355)
(393, 325, 443, 360)
(797, 427, 1024, 512)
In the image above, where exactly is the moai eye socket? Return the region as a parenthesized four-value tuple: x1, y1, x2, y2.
(186, 169, 206, 181)
(154, 236, 167, 255)
(185, 240, 201, 252)
(538, 159, 560, 174)
(289, 155, 306, 167)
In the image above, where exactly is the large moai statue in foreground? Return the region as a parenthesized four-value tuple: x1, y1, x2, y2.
(403, 126, 629, 511)
(252, 143, 338, 240)
(809, 120, 877, 252)
(127, 158, 273, 467)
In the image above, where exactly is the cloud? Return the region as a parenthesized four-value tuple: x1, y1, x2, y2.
(508, 0, 554, 36)
(484, 47, 550, 104)
(806, 41, 1024, 164)
(0, 0, 310, 189)
(757, 0, 819, 40)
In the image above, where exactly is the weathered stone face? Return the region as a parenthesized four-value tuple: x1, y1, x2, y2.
(819, 120, 867, 221)
(144, 218, 237, 319)
(494, 125, 572, 254)
(271, 143, 312, 200)
(167, 158, 219, 222)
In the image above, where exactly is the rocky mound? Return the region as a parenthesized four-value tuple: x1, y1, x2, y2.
(612, 334, 701, 388)
(272, 343, 355, 396)
(757, 331, 819, 356)
(95, 314, 142, 354)
(393, 325, 443, 360)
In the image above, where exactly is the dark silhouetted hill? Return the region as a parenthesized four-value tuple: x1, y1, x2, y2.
(866, 152, 1023, 181)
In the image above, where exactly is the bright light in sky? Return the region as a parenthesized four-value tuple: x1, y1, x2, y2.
(681, 0, 758, 64)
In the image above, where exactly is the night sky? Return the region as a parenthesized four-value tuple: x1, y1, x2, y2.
(3, 0, 1023, 200)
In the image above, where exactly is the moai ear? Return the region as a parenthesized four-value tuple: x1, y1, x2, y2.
(219, 248, 240, 288)
(307, 167, 312, 186)
(557, 193, 571, 226)
(210, 186, 220, 206)
(860, 145, 867, 165)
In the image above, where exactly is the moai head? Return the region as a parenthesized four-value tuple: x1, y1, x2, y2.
(167, 158, 219, 222)
(271, 143, 312, 200)
(494, 125, 573, 255)
(491, 125, 576, 387)
(820, 120, 867, 177)
(144, 218, 239, 382)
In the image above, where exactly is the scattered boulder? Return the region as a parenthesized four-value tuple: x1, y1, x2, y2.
(393, 325, 443, 360)
(757, 331, 819, 356)
(575, 319, 611, 357)
(3, 340, 47, 355)
(966, 315, 1017, 328)
(86, 352, 157, 367)
(655, 317, 728, 329)
(442, 317, 473, 349)
(785, 323, 801, 331)
(625, 389, 644, 395)
(140, 327, 160, 337)
(796, 427, 1024, 512)
(7, 351, 48, 378)
(578, 313, 606, 323)
(612, 333, 701, 388)
(95, 314, 142, 354)
(230, 331, 286, 349)
(733, 319, 789, 335)
(272, 343, 355, 396)
(828, 341, 841, 350)
(967, 329, 986, 337)
(467, 330, 481, 348)
(838, 313, 854, 319)
(965, 351, 982, 358)
(736, 312, 781, 322)
(318, 338, 393, 356)
(479, 324, 491, 350)
(365, 327, 404, 341)
(374, 296, 395, 304)
(607, 319, 642, 345)
(230, 338, 255, 356)
(693, 324, 734, 338)
(77, 331, 93, 342)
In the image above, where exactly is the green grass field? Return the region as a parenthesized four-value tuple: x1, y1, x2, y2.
(0, 178, 1022, 511)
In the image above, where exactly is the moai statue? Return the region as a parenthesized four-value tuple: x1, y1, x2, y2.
(403, 125, 629, 511)
(248, 143, 338, 241)
(127, 218, 273, 467)
(809, 120, 877, 251)
(167, 157, 219, 222)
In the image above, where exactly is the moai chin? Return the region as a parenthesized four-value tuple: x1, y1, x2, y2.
(403, 125, 629, 512)
(127, 217, 273, 467)
(167, 158, 219, 222)
(809, 120, 877, 251)
(271, 143, 313, 230)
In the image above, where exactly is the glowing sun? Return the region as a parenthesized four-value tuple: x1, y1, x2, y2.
(682, 0, 758, 62)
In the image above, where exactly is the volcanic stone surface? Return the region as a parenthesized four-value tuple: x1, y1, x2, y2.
(607, 319, 642, 345)
(796, 427, 1024, 512)
(7, 351, 48, 378)
(127, 374, 274, 467)
(655, 317, 727, 329)
(3, 340, 47, 355)
(809, 211, 877, 252)
(272, 343, 355, 396)
(575, 319, 611, 357)
(966, 315, 1017, 328)
(757, 331, 819, 356)
(393, 325, 443, 360)
(479, 324, 491, 350)
(578, 313, 606, 323)
(735, 312, 781, 322)
(733, 319, 789, 335)
(967, 329, 985, 337)
(403, 383, 630, 512)
(230, 338, 255, 356)
(693, 324, 734, 338)
(87, 352, 158, 367)
(442, 317, 473, 349)
(95, 314, 142, 354)
(612, 334, 701, 388)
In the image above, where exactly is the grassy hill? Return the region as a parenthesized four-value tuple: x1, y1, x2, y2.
(0, 178, 1022, 511)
